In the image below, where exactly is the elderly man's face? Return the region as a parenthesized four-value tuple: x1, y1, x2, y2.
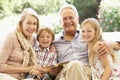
(60, 8, 79, 35)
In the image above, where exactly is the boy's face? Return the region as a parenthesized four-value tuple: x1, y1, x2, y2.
(38, 30, 53, 49)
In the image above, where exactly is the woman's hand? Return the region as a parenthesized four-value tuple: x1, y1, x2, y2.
(28, 65, 45, 77)
(29, 69, 39, 76)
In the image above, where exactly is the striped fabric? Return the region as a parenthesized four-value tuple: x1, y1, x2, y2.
(34, 46, 57, 67)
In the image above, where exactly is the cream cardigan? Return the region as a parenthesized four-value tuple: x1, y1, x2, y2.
(0, 32, 36, 79)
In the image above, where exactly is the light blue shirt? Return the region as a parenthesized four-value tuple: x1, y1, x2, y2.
(53, 30, 88, 65)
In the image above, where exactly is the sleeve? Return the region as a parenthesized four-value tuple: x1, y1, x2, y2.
(52, 53, 57, 64)
(0, 33, 15, 72)
(117, 41, 120, 45)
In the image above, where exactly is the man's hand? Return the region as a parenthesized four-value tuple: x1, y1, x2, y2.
(48, 66, 63, 78)
(95, 41, 111, 56)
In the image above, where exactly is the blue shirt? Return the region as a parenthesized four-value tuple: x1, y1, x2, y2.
(53, 30, 88, 65)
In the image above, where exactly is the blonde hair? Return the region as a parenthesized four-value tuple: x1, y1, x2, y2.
(17, 8, 39, 33)
(81, 18, 114, 65)
(37, 27, 55, 42)
(59, 3, 79, 19)
(81, 18, 102, 43)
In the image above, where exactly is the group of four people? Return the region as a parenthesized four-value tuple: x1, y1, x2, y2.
(0, 3, 120, 80)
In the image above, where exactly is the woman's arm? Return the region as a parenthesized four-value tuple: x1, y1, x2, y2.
(3, 65, 33, 73)
(0, 33, 36, 74)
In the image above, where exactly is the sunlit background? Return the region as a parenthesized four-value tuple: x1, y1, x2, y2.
(0, 0, 120, 46)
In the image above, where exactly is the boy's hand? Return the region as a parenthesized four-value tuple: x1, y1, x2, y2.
(49, 45, 57, 53)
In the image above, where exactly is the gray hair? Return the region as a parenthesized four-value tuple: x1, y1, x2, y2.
(59, 3, 79, 18)
(17, 8, 39, 33)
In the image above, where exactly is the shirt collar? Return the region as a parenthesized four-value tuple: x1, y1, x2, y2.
(60, 30, 80, 40)
(35, 45, 50, 52)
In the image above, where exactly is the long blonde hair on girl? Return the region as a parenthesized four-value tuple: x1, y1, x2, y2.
(80, 18, 115, 66)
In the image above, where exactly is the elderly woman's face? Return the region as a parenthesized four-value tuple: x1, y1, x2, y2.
(21, 15, 37, 38)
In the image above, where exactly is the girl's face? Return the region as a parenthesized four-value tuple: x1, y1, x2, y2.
(38, 30, 53, 49)
(21, 15, 37, 39)
(81, 23, 95, 43)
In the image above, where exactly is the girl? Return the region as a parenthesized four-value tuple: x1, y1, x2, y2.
(80, 18, 120, 80)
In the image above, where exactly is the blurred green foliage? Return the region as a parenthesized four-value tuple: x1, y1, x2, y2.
(99, 0, 120, 32)
(0, 0, 120, 33)
(66, 0, 101, 23)
(67, 0, 120, 32)
(0, 0, 64, 34)
(0, 0, 65, 18)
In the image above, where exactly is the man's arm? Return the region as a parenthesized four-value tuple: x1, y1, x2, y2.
(95, 41, 111, 56)
(111, 41, 120, 50)
(95, 41, 120, 56)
